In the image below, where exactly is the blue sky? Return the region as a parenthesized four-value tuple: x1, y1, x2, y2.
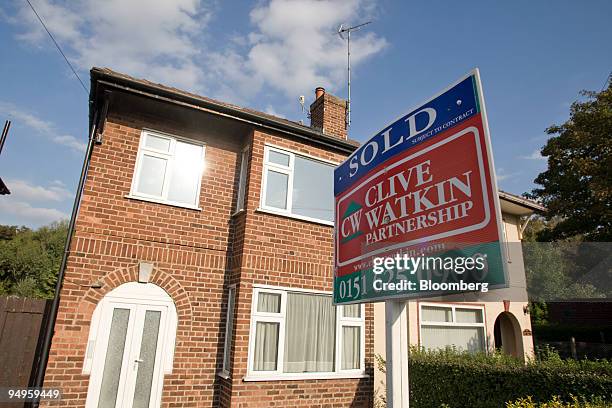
(0, 0, 610, 228)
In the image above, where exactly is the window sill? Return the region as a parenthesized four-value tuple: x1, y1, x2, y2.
(217, 371, 231, 380)
(255, 207, 334, 227)
(243, 372, 368, 382)
(125, 194, 202, 211)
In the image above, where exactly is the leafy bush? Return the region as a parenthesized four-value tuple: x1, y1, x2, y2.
(407, 348, 612, 408)
(506, 395, 609, 408)
(0, 221, 68, 298)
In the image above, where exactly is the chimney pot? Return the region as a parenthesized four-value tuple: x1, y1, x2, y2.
(315, 87, 325, 100)
(309, 87, 347, 140)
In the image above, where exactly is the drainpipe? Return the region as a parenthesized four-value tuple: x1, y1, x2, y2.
(31, 106, 100, 405)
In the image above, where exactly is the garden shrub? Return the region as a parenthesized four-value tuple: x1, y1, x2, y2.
(404, 348, 612, 408)
(506, 395, 609, 407)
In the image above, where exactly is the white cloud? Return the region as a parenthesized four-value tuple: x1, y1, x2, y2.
(0, 179, 71, 227)
(0, 102, 86, 153)
(52, 135, 87, 153)
(213, 0, 387, 101)
(0, 103, 52, 133)
(14, 0, 212, 92)
(519, 149, 547, 161)
(0, 199, 69, 226)
(496, 168, 520, 182)
(12, 0, 387, 107)
(7, 179, 73, 202)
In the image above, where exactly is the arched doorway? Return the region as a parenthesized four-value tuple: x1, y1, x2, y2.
(493, 312, 523, 358)
(83, 282, 177, 408)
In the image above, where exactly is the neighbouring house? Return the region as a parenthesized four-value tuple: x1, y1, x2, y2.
(41, 68, 544, 407)
(42, 68, 372, 407)
(373, 190, 545, 392)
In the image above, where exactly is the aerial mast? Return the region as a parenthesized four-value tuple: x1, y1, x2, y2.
(338, 21, 371, 131)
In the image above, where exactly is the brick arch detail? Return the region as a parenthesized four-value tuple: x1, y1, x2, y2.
(76, 264, 193, 327)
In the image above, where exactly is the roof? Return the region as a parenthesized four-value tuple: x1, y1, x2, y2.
(499, 190, 546, 215)
(88, 68, 545, 215)
(89, 67, 360, 154)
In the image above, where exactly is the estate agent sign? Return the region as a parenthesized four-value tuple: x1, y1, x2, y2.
(333, 69, 508, 305)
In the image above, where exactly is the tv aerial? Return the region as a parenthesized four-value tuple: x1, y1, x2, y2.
(338, 21, 371, 130)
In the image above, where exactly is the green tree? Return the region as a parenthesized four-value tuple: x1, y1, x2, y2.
(0, 221, 68, 299)
(529, 82, 612, 242)
(0, 225, 27, 240)
(522, 217, 606, 300)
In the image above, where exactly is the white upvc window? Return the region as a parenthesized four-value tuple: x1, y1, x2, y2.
(419, 303, 486, 353)
(259, 145, 336, 225)
(234, 147, 249, 213)
(129, 129, 205, 209)
(221, 285, 236, 376)
(246, 285, 366, 381)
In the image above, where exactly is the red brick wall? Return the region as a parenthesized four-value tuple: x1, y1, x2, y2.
(310, 93, 348, 140)
(223, 130, 373, 407)
(42, 101, 372, 407)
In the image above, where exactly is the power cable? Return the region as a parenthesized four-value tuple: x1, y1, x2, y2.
(24, 0, 89, 95)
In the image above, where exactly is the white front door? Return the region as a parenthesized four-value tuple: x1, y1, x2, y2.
(86, 301, 169, 408)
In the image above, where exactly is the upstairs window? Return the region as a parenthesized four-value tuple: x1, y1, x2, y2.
(130, 130, 205, 209)
(234, 147, 249, 213)
(260, 145, 335, 224)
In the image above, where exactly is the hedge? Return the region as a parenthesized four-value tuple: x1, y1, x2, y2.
(506, 395, 609, 408)
(404, 348, 612, 408)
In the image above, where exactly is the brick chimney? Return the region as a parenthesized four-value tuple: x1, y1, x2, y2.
(309, 87, 347, 140)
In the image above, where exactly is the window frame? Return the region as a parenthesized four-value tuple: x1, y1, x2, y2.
(233, 146, 250, 215)
(258, 144, 337, 226)
(245, 284, 366, 381)
(418, 302, 486, 352)
(220, 285, 237, 378)
(128, 129, 206, 210)
(336, 304, 366, 374)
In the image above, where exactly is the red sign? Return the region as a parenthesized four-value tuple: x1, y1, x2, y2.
(334, 70, 507, 304)
(337, 116, 498, 275)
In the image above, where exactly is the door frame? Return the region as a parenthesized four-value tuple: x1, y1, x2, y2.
(83, 283, 177, 408)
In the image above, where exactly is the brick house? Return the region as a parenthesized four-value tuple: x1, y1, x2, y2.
(41, 68, 373, 407)
(41, 68, 545, 407)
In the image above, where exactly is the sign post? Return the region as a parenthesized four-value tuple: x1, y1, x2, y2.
(333, 69, 506, 408)
(385, 300, 409, 407)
